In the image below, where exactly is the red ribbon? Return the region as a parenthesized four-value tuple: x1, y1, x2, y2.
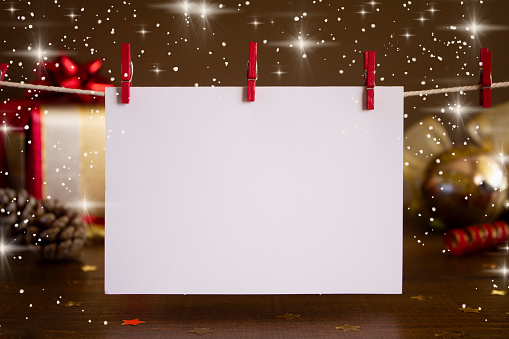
(28, 53, 113, 103)
(0, 100, 36, 192)
(26, 106, 43, 199)
(83, 215, 105, 225)
(444, 221, 509, 255)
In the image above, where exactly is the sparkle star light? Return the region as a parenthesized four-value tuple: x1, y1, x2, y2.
(499, 266, 508, 276)
(272, 69, 287, 76)
(136, 27, 151, 36)
(400, 31, 415, 38)
(149, 1, 236, 17)
(5, 6, 19, 13)
(150, 67, 165, 74)
(65, 11, 79, 20)
(415, 15, 429, 23)
(67, 194, 104, 220)
(0, 241, 10, 256)
(1, 123, 9, 134)
(0, 235, 25, 276)
(248, 18, 263, 26)
(427, 6, 438, 14)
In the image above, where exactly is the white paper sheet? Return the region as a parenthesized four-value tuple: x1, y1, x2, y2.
(105, 86, 403, 294)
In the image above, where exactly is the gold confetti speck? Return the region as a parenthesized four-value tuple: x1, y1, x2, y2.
(434, 331, 461, 338)
(491, 290, 507, 296)
(66, 280, 83, 286)
(411, 295, 433, 301)
(64, 301, 82, 307)
(336, 324, 360, 332)
(277, 313, 301, 320)
(188, 327, 214, 335)
(81, 265, 97, 272)
(458, 307, 479, 313)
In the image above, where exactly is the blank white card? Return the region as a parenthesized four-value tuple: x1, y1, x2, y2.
(105, 87, 403, 294)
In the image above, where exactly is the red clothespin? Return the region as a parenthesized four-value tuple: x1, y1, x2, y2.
(364, 51, 375, 110)
(121, 43, 133, 104)
(479, 47, 492, 108)
(247, 42, 258, 102)
(0, 63, 8, 83)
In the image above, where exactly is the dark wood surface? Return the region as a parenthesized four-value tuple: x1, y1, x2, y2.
(1, 217, 508, 338)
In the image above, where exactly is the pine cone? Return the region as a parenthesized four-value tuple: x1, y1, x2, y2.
(0, 188, 87, 260)
(0, 188, 38, 244)
(25, 198, 87, 260)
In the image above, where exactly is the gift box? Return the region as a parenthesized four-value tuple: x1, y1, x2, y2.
(1, 100, 106, 218)
(1, 54, 111, 220)
(0, 100, 31, 190)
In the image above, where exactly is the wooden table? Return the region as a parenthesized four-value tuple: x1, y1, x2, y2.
(1, 216, 508, 338)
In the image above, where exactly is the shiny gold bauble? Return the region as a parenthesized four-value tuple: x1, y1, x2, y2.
(421, 147, 508, 229)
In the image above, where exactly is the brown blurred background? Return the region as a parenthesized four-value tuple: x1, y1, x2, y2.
(1, 0, 509, 133)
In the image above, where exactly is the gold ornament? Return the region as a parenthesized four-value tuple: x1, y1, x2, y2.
(404, 117, 452, 209)
(422, 147, 508, 229)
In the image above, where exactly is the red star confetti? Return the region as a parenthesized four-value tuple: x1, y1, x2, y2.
(121, 319, 146, 326)
(458, 307, 479, 314)
(81, 265, 97, 272)
(64, 301, 82, 307)
(411, 295, 433, 301)
(336, 324, 360, 332)
(188, 328, 214, 335)
(434, 332, 461, 338)
(491, 290, 507, 296)
(277, 313, 301, 320)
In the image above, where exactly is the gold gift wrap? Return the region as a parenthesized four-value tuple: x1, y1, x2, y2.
(3, 104, 107, 218)
(40, 105, 105, 217)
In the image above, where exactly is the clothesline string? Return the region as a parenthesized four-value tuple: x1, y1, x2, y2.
(1, 80, 509, 98)
(0, 81, 106, 97)
(403, 82, 509, 97)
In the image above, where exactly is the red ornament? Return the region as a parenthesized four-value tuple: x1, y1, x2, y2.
(28, 53, 113, 103)
(444, 221, 509, 255)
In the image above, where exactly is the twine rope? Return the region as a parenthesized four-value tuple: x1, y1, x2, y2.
(0, 80, 105, 97)
(403, 81, 509, 97)
(2, 80, 509, 98)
